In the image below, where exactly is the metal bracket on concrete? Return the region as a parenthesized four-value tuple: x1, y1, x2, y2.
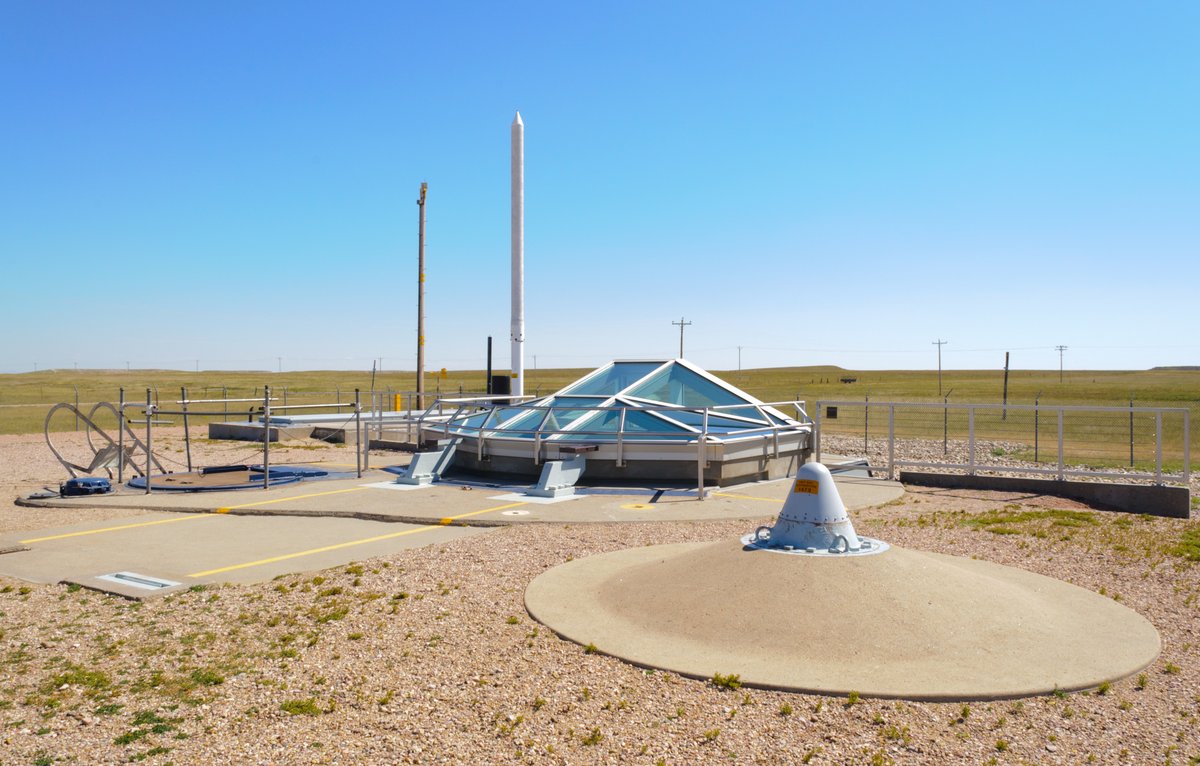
(527, 456, 586, 499)
(393, 440, 459, 486)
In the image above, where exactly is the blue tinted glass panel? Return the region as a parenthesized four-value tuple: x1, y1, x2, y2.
(717, 405, 771, 423)
(455, 413, 490, 428)
(560, 362, 664, 396)
(559, 409, 688, 441)
(627, 365, 749, 408)
(654, 411, 768, 431)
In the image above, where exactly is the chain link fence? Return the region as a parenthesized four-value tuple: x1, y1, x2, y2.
(814, 400, 1191, 486)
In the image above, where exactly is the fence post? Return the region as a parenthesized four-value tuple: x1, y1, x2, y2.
(1034, 395, 1040, 463)
(1155, 411, 1163, 485)
(942, 395, 949, 455)
(1129, 397, 1135, 467)
(863, 395, 869, 457)
(968, 407, 976, 475)
(888, 405, 895, 480)
(1056, 409, 1065, 482)
(1183, 411, 1191, 485)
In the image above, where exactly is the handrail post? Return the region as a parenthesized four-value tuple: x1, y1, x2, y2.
(356, 388, 364, 477)
(117, 387, 125, 484)
(616, 407, 627, 467)
(1056, 409, 1065, 482)
(262, 385, 271, 489)
(813, 401, 822, 463)
(144, 388, 153, 495)
(888, 405, 895, 480)
(181, 386, 192, 473)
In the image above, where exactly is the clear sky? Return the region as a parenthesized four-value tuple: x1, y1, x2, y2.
(2, 1, 1197, 374)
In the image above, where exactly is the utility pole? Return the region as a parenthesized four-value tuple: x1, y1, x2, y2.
(1055, 345, 1067, 383)
(277, 357, 282, 373)
(932, 339, 948, 396)
(417, 181, 427, 408)
(672, 317, 692, 358)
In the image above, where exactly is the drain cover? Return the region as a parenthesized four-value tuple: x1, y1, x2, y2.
(95, 572, 181, 590)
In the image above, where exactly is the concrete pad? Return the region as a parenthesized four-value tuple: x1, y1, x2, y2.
(0, 511, 490, 592)
(17, 471, 903, 527)
(524, 540, 1160, 700)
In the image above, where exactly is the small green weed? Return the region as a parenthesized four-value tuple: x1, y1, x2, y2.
(280, 698, 324, 716)
(710, 672, 742, 691)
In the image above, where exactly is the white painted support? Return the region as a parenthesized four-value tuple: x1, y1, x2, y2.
(527, 456, 585, 498)
(394, 441, 459, 486)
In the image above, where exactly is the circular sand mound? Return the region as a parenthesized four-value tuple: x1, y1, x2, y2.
(525, 540, 1160, 700)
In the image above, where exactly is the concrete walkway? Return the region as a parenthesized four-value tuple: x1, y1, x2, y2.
(18, 464, 903, 527)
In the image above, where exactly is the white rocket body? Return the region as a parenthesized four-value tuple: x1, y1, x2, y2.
(510, 112, 525, 397)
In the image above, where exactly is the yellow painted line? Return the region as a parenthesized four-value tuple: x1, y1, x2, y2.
(214, 486, 371, 513)
(711, 491, 784, 503)
(438, 501, 527, 525)
(21, 514, 219, 544)
(188, 501, 527, 578)
(187, 525, 442, 577)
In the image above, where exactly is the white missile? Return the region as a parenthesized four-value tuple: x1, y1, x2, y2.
(511, 111, 525, 397)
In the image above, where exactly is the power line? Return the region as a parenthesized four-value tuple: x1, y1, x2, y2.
(1055, 345, 1068, 383)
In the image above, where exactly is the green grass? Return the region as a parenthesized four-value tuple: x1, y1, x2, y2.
(962, 508, 1099, 532)
(1169, 529, 1200, 562)
(280, 698, 324, 716)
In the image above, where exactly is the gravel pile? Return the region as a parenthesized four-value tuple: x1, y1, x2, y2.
(1, 431, 1199, 764)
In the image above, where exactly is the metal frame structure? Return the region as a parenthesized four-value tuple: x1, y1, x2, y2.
(417, 360, 814, 497)
(118, 386, 365, 493)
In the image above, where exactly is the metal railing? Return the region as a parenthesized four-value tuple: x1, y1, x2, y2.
(407, 397, 812, 499)
(119, 386, 365, 493)
(814, 400, 1191, 486)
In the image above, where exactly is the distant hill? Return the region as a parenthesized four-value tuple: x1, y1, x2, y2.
(1151, 366, 1200, 371)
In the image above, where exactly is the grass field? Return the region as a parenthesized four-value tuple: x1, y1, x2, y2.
(3, 366, 1197, 468)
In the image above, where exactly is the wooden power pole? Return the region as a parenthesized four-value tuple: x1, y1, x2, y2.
(416, 182, 427, 409)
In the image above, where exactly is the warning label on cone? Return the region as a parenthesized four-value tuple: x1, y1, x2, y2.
(793, 479, 819, 495)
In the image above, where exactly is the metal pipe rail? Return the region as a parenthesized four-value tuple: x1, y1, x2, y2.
(422, 399, 813, 500)
(172, 403, 277, 408)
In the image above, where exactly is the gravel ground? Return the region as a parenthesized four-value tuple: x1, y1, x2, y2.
(2, 431, 1199, 765)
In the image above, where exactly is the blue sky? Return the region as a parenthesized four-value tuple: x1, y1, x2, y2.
(2, 1, 1196, 373)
